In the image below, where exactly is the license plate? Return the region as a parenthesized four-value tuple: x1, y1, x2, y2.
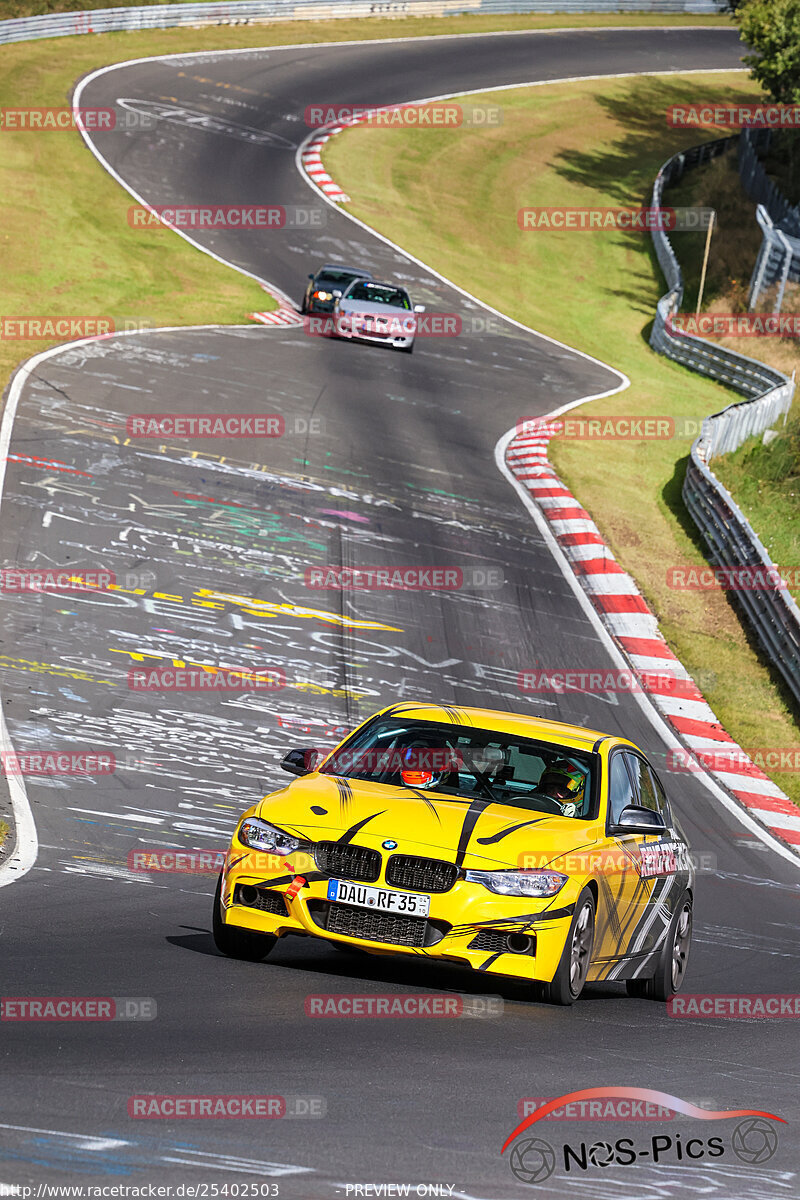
(327, 878, 430, 917)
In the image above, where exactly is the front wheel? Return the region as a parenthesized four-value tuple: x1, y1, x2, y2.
(540, 888, 595, 1006)
(628, 892, 692, 1002)
(396, 342, 414, 354)
(212, 873, 277, 962)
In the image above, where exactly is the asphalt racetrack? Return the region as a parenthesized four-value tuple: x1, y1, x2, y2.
(1, 23, 799, 1199)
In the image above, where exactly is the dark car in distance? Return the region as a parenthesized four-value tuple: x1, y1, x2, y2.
(301, 264, 374, 314)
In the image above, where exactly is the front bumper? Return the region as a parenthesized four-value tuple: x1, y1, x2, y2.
(333, 313, 415, 349)
(219, 857, 574, 983)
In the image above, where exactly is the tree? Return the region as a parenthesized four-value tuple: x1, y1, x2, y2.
(738, 0, 800, 103)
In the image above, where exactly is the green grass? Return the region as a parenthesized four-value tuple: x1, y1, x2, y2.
(325, 70, 800, 805)
(0, 820, 8, 849)
(714, 412, 800, 590)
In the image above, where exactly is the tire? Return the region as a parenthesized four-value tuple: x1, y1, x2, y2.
(396, 342, 414, 354)
(212, 873, 277, 962)
(540, 887, 595, 1006)
(626, 891, 692, 1001)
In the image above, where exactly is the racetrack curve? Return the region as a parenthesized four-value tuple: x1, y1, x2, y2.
(2, 25, 799, 1198)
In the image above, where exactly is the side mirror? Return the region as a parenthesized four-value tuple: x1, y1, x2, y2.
(413, 304, 426, 313)
(308, 273, 315, 280)
(332, 289, 343, 298)
(614, 804, 666, 831)
(280, 747, 319, 776)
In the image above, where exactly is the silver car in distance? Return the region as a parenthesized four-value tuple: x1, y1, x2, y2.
(331, 279, 425, 353)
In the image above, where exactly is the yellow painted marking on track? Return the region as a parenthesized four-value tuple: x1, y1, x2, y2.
(199, 590, 401, 632)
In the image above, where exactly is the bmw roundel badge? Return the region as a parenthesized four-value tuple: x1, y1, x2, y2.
(382, 839, 398, 850)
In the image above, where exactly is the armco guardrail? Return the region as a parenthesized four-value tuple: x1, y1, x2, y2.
(649, 141, 800, 707)
(0, 0, 731, 47)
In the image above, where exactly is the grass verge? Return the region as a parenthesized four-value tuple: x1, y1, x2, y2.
(713, 413, 800, 575)
(325, 70, 800, 804)
(0, 11, 735, 403)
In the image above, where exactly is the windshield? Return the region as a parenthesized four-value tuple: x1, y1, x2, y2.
(319, 717, 595, 819)
(345, 282, 411, 309)
(317, 269, 366, 284)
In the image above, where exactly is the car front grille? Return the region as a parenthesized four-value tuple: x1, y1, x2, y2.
(313, 841, 381, 883)
(315, 901, 429, 948)
(386, 854, 458, 893)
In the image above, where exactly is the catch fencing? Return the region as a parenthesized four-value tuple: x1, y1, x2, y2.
(649, 140, 800, 706)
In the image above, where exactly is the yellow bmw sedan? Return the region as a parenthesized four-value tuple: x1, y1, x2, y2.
(213, 703, 693, 1005)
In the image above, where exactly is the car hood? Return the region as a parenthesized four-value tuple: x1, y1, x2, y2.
(256, 775, 600, 871)
(337, 300, 414, 318)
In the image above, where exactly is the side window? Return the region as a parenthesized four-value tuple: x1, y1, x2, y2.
(607, 753, 635, 825)
(649, 767, 672, 825)
(625, 754, 670, 823)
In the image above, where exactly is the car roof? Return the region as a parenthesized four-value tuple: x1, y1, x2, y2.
(316, 264, 373, 277)
(373, 702, 639, 754)
(343, 279, 409, 292)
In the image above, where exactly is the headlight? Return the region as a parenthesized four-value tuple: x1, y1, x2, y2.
(238, 817, 301, 856)
(314, 290, 332, 301)
(465, 869, 567, 897)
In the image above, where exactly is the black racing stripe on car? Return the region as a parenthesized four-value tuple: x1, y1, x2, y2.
(226, 854, 247, 870)
(596, 873, 622, 947)
(614, 875, 653, 957)
(533, 905, 575, 923)
(625, 874, 676, 957)
(476, 818, 547, 845)
(454, 798, 492, 867)
(408, 789, 443, 824)
(334, 777, 353, 816)
(439, 705, 472, 725)
(253, 873, 295, 888)
(592, 735, 611, 753)
(477, 952, 504, 973)
(448, 907, 574, 937)
(337, 810, 387, 845)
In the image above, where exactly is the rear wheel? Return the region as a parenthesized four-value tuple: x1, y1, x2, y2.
(626, 892, 692, 1001)
(212, 873, 277, 962)
(540, 888, 595, 1006)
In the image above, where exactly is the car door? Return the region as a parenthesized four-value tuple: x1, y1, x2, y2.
(590, 750, 655, 972)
